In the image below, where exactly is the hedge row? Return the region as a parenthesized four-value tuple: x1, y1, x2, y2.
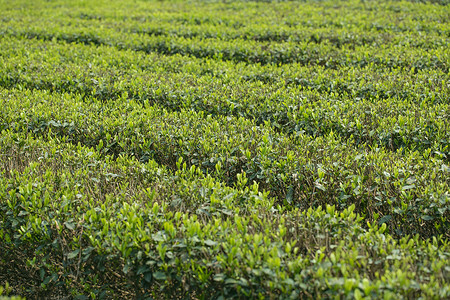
(1, 87, 448, 239)
(3, 27, 447, 73)
(3, 0, 448, 36)
(1, 131, 449, 298)
(1, 37, 448, 157)
(1, 2, 448, 73)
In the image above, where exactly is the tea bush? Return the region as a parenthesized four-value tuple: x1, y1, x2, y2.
(0, 0, 448, 298)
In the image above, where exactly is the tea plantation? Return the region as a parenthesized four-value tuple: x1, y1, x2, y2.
(0, 0, 449, 298)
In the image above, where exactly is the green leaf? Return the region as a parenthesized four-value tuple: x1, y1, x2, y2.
(214, 274, 225, 282)
(225, 278, 238, 285)
(204, 239, 217, 246)
(286, 186, 293, 204)
(378, 215, 391, 224)
(144, 272, 152, 283)
(68, 249, 80, 259)
(421, 215, 434, 221)
(153, 272, 167, 280)
(123, 263, 131, 274)
(136, 265, 148, 275)
(401, 185, 415, 191)
(152, 231, 166, 242)
(18, 210, 29, 216)
(64, 221, 75, 231)
(314, 182, 326, 191)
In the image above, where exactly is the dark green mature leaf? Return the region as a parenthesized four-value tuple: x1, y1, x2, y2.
(68, 249, 80, 259)
(153, 272, 166, 281)
(378, 215, 392, 224)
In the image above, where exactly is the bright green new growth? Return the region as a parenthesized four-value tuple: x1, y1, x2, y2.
(0, 0, 448, 298)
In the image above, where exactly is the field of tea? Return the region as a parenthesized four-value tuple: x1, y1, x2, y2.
(0, 0, 449, 298)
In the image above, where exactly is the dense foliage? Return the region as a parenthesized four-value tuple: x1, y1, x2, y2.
(0, 0, 448, 298)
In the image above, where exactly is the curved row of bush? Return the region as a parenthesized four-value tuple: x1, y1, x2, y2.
(1, 130, 449, 298)
(4, 0, 447, 36)
(127, 24, 447, 50)
(2, 35, 447, 105)
(1, 87, 448, 239)
(0, 37, 448, 158)
(12, 8, 443, 50)
(1, 20, 448, 72)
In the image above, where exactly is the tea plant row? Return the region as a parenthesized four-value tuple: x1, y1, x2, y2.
(1, 87, 448, 239)
(1, 130, 448, 298)
(0, 37, 448, 158)
(1, 4, 448, 72)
